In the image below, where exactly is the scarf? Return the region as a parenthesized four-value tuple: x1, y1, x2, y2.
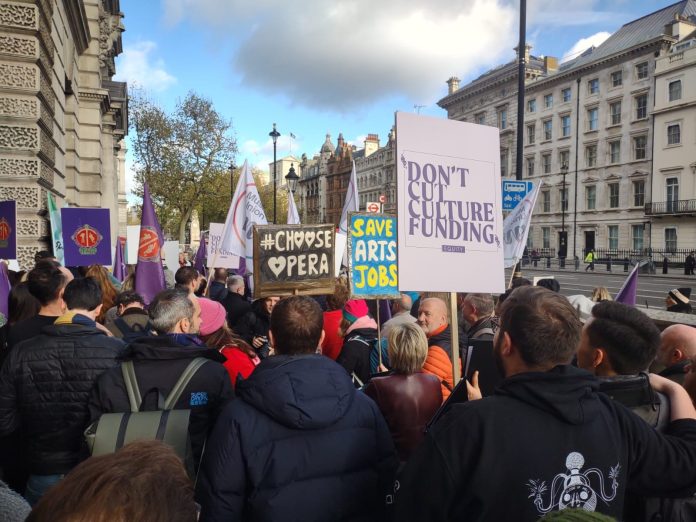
(346, 315, 378, 336)
(167, 333, 205, 347)
(54, 311, 96, 328)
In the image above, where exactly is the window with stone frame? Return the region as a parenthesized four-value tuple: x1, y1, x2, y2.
(588, 78, 599, 95)
(561, 114, 571, 137)
(635, 94, 647, 120)
(610, 101, 622, 125)
(559, 150, 570, 170)
(608, 225, 619, 249)
(560, 188, 569, 211)
(633, 180, 645, 207)
(542, 190, 551, 212)
(476, 112, 486, 125)
(611, 70, 623, 87)
(586, 185, 596, 210)
(665, 228, 678, 252)
(587, 107, 598, 131)
(668, 123, 681, 145)
(632, 224, 644, 251)
(544, 93, 553, 109)
(542, 227, 550, 248)
(633, 135, 647, 160)
(543, 119, 553, 140)
(526, 157, 535, 177)
(542, 153, 552, 174)
(636, 62, 648, 80)
(500, 149, 508, 177)
(669, 80, 682, 102)
(586, 144, 597, 167)
(609, 140, 621, 164)
(527, 99, 536, 112)
(609, 183, 620, 208)
(562, 88, 572, 103)
(527, 124, 535, 145)
(498, 108, 508, 130)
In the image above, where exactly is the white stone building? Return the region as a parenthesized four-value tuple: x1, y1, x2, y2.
(355, 131, 396, 214)
(0, 0, 128, 268)
(439, 1, 696, 259)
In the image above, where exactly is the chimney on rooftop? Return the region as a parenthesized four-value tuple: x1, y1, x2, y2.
(447, 77, 460, 95)
(364, 134, 380, 157)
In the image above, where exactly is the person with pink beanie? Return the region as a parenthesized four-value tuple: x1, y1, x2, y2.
(198, 298, 260, 389)
(336, 299, 378, 386)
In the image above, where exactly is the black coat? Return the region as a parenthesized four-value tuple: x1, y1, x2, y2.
(88, 336, 234, 465)
(0, 323, 125, 474)
(208, 281, 228, 303)
(395, 365, 696, 521)
(336, 327, 377, 386)
(221, 292, 252, 329)
(196, 354, 397, 521)
(235, 300, 271, 356)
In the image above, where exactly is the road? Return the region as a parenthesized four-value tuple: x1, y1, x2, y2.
(503, 267, 696, 310)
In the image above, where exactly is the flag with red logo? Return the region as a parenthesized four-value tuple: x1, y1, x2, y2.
(0, 200, 16, 261)
(61, 208, 112, 266)
(135, 183, 166, 304)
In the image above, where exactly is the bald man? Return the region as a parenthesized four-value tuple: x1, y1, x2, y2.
(657, 324, 696, 385)
(418, 298, 454, 400)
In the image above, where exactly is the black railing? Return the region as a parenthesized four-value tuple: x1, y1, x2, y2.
(645, 199, 696, 215)
(589, 248, 694, 268)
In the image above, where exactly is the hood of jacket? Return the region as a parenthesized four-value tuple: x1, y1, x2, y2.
(495, 365, 599, 425)
(237, 354, 355, 430)
(344, 326, 378, 341)
(427, 324, 452, 351)
(122, 335, 226, 363)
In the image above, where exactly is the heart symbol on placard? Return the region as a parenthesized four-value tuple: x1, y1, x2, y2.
(305, 231, 316, 249)
(268, 256, 286, 278)
(293, 231, 304, 249)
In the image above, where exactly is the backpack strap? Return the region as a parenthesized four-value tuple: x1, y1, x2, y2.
(121, 361, 142, 413)
(164, 358, 209, 410)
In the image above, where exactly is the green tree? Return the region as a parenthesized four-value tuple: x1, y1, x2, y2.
(130, 89, 237, 243)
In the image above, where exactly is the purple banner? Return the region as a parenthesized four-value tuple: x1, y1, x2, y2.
(0, 201, 17, 260)
(0, 261, 10, 327)
(61, 208, 112, 267)
(114, 237, 126, 282)
(135, 183, 166, 304)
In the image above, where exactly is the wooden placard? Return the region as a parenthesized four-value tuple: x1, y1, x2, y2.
(253, 224, 335, 297)
(347, 212, 400, 300)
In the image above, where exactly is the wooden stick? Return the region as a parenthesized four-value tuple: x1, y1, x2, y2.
(376, 299, 382, 368)
(450, 292, 461, 385)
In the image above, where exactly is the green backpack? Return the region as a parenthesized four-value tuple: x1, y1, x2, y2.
(85, 357, 208, 476)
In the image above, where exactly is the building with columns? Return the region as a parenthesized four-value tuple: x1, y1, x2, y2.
(0, 0, 128, 268)
(438, 1, 696, 259)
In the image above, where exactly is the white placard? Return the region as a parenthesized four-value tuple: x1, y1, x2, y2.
(396, 112, 504, 293)
(334, 232, 347, 277)
(162, 241, 180, 270)
(207, 222, 240, 269)
(126, 225, 140, 265)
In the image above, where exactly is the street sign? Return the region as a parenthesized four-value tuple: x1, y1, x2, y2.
(378, 194, 386, 204)
(502, 180, 534, 211)
(366, 201, 381, 213)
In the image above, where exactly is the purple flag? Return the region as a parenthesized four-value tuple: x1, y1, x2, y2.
(193, 234, 207, 275)
(135, 183, 166, 304)
(113, 237, 126, 282)
(0, 261, 10, 327)
(0, 201, 17, 260)
(61, 208, 112, 266)
(615, 263, 639, 306)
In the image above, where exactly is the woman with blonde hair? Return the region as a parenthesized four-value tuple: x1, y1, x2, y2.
(591, 286, 612, 302)
(85, 265, 118, 324)
(363, 322, 442, 461)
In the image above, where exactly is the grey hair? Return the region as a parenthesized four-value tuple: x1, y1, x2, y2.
(396, 293, 412, 312)
(464, 293, 495, 317)
(149, 289, 194, 334)
(227, 275, 245, 291)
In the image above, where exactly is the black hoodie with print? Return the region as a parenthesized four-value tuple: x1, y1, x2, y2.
(393, 365, 696, 521)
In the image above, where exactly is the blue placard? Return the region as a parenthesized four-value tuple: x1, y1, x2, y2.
(348, 213, 399, 299)
(502, 180, 534, 211)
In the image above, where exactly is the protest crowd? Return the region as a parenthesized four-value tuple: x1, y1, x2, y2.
(1, 138, 696, 521)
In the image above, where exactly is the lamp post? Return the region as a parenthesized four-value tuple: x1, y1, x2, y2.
(285, 163, 299, 193)
(269, 123, 280, 223)
(560, 161, 569, 268)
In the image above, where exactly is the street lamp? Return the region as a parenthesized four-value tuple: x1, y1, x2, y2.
(560, 161, 569, 268)
(285, 163, 299, 193)
(269, 123, 281, 223)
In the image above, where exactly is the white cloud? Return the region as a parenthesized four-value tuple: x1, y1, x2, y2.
(561, 31, 612, 63)
(114, 41, 177, 92)
(162, 0, 517, 110)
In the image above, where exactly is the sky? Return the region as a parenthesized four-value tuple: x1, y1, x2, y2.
(116, 0, 682, 200)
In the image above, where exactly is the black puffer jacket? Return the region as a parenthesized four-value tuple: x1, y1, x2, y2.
(196, 354, 397, 521)
(337, 327, 378, 386)
(0, 323, 125, 474)
(235, 299, 272, 357)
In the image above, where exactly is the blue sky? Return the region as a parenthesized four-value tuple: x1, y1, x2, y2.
(116, 0, 681, 199)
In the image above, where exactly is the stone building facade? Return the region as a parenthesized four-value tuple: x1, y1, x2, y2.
(324, 133, 354, 226)
(0, 0, 127, 268)
(438, 1, 696, 259)
(298, 133, 333, 224)
(355, 130, 396, 214)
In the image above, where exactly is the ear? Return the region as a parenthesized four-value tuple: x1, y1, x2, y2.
(179, 316, 191, 334)
(94, 303, 103, 317)
(499, 331, 513, 357)
(673, 348, 684, 363)
(592, 348, 606, 369)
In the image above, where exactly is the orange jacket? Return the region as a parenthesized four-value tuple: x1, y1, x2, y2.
(422, 345, 453, 401)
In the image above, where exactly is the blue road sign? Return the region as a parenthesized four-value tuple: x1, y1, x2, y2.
(502, 180, 534, 211)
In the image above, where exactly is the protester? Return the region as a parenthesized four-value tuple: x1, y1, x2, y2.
(208, 268, 228, 302)
(585, 249, 595, 271)
(196, 296, 397, 521)
(26, 440, 197, 522)
(381, 293, 417, 339)
(686, 251, 695, 276)
(235, 296, 279, 359)
(221, 275, 251, 329)
(536, 278, 560, 293)
(7, 281, 39, 327)
(656, 324, 696, 385)
(461, 293, 495, 340)
(0, 277, 125, 505)
(175, 266, 201, 295)
(666, 288, 693, 314)
(321, 277, 351, 360)
(417, 297, 454, 400)
(336, 299, 379, 385)
(510, 276, 532, 289)
(6, 261, 73, 349)
(199, 299, 259, 389)
(85, 265, 118, 324)
(591, 287, 612, 302)
(104, 291, 152, 340)
(89, 289, 233, 467)
(363, 322, 441, 461)
(194, 277, 207, 297)
(394, 286, 696, 521)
